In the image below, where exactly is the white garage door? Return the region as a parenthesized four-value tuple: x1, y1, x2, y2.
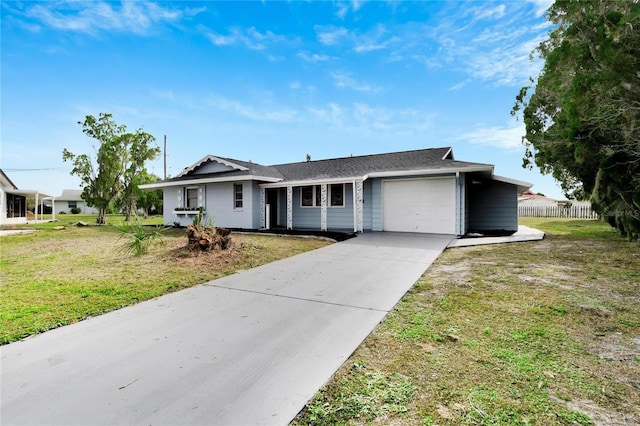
(383, 178, 456, 234)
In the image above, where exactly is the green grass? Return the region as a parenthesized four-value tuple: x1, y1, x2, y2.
(293, 219, 639, 425)
(0, 222, 331, 344)
(0, 213, 165, 229)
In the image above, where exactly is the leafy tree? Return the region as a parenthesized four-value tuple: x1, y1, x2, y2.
(514, 0, 640, 240)
(118, 133, 161, 221)
(132, 171, 163, 218)
(63, 113, 159, 224)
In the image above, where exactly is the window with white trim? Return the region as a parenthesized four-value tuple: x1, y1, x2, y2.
(300, 184, 345, 207)
(329, 184, 344, 207)
(234, 183, 243, 209)
(301, 185, 321, 207)
(185, 187, 198, 209)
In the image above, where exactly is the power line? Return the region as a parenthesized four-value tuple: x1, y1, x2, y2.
(1, 168, 62, 172)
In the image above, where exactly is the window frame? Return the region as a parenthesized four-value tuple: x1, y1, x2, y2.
(300, 184, 345, 208)
(300, 185, 319, 208)
(234, 183, 243, 209)
(185, 187, 199, 209)
(329, 183, 345, 207)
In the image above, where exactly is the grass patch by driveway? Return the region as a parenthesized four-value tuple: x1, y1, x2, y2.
(293, 219, 640, 425)
(0, 219, 331, 344)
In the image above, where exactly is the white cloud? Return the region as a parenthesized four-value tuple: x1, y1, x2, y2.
(448, 80, 471, 91)
(527, 0, 554, 18)
(23, 1, 193, 35)
(289, 81, 301, 90)
(315, 25, 349, 45)
(459, 122, 526, 150)
(334, 0, 365, 19)
(331, 72, 378, 92)
(401, 2, 550, 87)
(205, 26, 286, 50)
(307, 102, 433, 135)
(352, 24, 400, 53)
(297, 52, 331, 62)
(206, 30, 238, 46)
(335, 4, 349, 20)
(308, 103, 344, 126)
(466, 34, 545, 85)
(472, 4, 506, 21)
(353, 36, 399, 53)
(204, 94, 298, 123)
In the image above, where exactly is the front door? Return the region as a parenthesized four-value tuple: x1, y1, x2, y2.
(266, 189, 279, 229)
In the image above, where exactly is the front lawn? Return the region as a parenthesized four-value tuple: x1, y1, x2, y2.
(0, 222, 331, 344)
(293, 218, 640, 425)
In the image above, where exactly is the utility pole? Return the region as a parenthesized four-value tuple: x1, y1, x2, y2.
(163, 135, 167, 180)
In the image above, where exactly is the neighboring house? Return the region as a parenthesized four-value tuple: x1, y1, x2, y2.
(140, 147, 531, 236)
(53, 190, 99, 214)
(518, 189, 596, 218)
(0, 169, 52, 225)
(518, 189, 561, 206)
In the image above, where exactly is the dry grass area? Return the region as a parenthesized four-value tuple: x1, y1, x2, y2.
(0, 225, 331, 344)
(293, 219, 639, 425)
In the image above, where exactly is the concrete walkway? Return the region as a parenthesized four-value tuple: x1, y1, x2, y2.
(448, 225, 545, 247)
(1, 232, 453, 426)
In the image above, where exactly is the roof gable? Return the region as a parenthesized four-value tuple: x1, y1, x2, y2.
(0, 169, 18, 190)
(57, 189, 84, 200)
(177, 155, 249, 177)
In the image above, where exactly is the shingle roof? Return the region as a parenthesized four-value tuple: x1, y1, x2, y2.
(151, 147, 494, 187)
(57, 189, 84, 200)
(270, 147, 490, 181)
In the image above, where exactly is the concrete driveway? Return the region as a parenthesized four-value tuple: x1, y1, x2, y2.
(1, 232, 453, 426)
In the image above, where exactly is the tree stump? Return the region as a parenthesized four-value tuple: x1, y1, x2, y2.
(186, 225, 232, 251)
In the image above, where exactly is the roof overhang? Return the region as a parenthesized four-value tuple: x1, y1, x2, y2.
(365, 165, 493, 180)
(260, 176, 360, 188)
(140, 175, 282, 189)
(492, 175, 532, 194)
(3, 189, 54, 198)
(259, 166, 495, 188)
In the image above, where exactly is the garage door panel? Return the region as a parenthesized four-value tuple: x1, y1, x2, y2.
(383, 178, 455, 234)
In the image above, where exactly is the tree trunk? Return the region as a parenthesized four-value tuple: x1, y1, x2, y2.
(97, 207, 107, 225)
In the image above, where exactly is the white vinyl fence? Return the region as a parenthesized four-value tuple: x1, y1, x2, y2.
(518, 204, 599, 219)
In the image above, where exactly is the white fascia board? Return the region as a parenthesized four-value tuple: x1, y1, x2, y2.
(4, 189, 54, 198)
(492, 175, 533, 193)
(140, 175, 282, 189)
(260, 176, 361, 188)
(364, 165, 493, 180)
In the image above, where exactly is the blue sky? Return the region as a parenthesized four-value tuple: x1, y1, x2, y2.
(1, 0, 562, 199)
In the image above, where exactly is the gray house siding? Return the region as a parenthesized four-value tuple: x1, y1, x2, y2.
(467, 179, 518, 233)
(163, 182, 256, 228)
(290, 184, 355, 230)
(204, 182, 256, 229)
(291, 187, 319, 228)
(326, 183, 354, 230)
